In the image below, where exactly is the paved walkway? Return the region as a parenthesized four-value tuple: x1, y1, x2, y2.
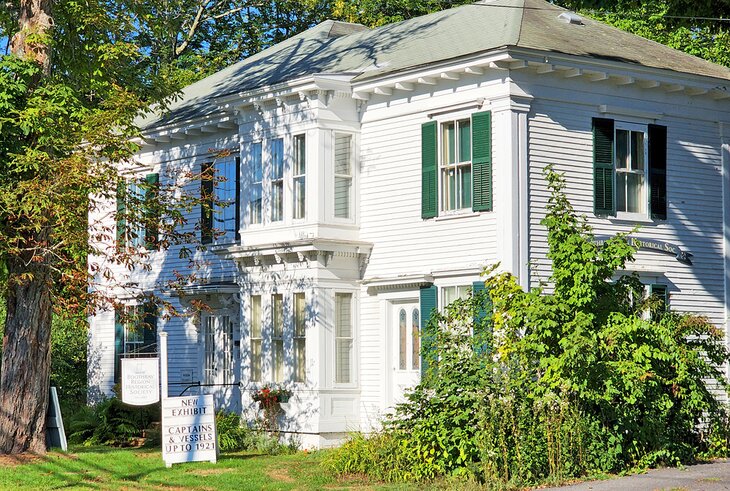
(542, 460, 730, 490)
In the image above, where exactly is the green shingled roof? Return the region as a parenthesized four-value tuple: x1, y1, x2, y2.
(139, 0, 730, 131)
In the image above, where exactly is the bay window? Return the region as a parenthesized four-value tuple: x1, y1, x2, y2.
(293, 135, 306, 220)
(250, 295, 262, 382)
(250, 143, 263, 225)
(335, 292, 353, 384)
(272, 294, 284, 382)
(270, 138, 284, 222)
(334, 133, 353, 219)
(293, 292, 306, 383)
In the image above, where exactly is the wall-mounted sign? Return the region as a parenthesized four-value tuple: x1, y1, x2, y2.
(121, 358, 160, 406)
(162, 394, 217, 467)
(595, 236, 693, 265)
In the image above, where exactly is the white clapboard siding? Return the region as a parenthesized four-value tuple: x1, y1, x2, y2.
(527, 99, 725, 326)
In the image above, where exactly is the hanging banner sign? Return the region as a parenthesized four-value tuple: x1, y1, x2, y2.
(594, 236, 693, 265)
(121, 358, 160, 406)
(162, 394, 217, 467)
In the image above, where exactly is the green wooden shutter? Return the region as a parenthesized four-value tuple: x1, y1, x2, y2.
(201, 162, 214, 244)
(421, 121, 438, 219)
(472, 280, 493, 354)
(142, 303, 158, 353)
(419, 284, 438, 377)
(593, 118, 615, 216)
(648, 124, 667, 220)
(144, 173, 159, 250)
(116, 179, 126, 249)
(114, 308, 124, 384)
(235, 156, 241, 241)
(472, 111, 492, 212)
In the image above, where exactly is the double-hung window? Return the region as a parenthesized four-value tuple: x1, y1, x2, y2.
(421, 111, 492, 218)
(250, 143, 263, 225)
(334, 293, 353, 384)
(272, 294, 284, 382)
(334, 133, 353, 219)
(250, 295, 262, 382)
(293, 135, 306, 220)
(293, 292, 306, 383)
(117, 173, 159, 250)
(593, 118, 667, 219)
(441, 120, 472, 211)
(202, 158, 239, 244)
(270, 139, 284, 222)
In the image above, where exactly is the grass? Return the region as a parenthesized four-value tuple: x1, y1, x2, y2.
(0, 445, 425, 490)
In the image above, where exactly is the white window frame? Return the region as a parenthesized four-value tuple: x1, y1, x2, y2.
(614, 121, 649, 220)
(292, 134, 306, 221)
(250, 295, 263, 382)
(249, 142, 263, 226)
(333, 132, 355, 221)
(293, 292, 307, 383)
(212, 158, 237, 244)
(270, 138, 284, 223)
(334, 292, 356, 386)
(272, 293, 284, 382)
(438, 118, 472, 213)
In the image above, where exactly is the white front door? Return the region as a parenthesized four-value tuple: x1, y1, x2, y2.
(202, 312, 240, 412)
(390, 301, 421, 406)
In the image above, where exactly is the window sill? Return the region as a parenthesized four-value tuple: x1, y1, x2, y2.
(607, 213, 656, 225)
(434, 211, 482, 222)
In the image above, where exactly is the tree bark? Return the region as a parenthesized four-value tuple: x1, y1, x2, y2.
(9, 0, 53, 75)
(0, 0, 54, 454)
(0, 251, 53, 454)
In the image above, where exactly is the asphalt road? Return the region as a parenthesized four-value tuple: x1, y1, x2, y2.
(541, 460, 730, 490)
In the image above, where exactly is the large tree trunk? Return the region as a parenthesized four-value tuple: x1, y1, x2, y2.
(0, 252, 53, 454)
(0, 0, 54, 454)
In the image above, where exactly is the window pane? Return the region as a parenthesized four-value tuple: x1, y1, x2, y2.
(458, 120, 471, 162)
(335, 177, 350, 218)
(335, 293, 353, 384)
(250, 143, 263, 224)
(616, 172, 627, 212)
(295, 339, 306, 383)
(271, 139, 284, 179)
(412, 309, 420, 370)
(294, 293, 306, 337)
(214, 159, 236, 240)
(442, 122, 455, 164)
(626, 173, 645, 213)
(294, 177, 305, 220)
(399, 308, 407, 370)
(334, 134, 352, 175)
(616, 129, 629, 170)
(460, 165, 472, 209)
(204, 317, 215, 385)
(273, 294, 283, 337)
(273, 340, 284, 383)
(251, 296, 261, 337)
(293, 135, 306, 220)
(294, 135, 306, 175)
(251, 340, 261, 382)
(632, 131, 645, 171)
(271, 182, 283, 221)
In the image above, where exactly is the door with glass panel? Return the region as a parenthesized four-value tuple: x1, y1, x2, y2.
(390, 301, 421, 406)
(202, 312, 240, 412)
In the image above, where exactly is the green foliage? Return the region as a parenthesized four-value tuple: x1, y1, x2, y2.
(329, 167, 730, 485)
(67, 397, 159, 446)
(216, 411, 252, 452)
(50, 314, 88, 409)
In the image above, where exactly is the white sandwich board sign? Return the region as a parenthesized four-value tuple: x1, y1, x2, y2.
(121, 358, 160, 406)
(158, 332, 217, 467)
(162, 394, 217, 466)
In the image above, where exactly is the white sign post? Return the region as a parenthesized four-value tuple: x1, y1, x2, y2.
(121, 358, 160, 406)
(159, 332, 217, 467)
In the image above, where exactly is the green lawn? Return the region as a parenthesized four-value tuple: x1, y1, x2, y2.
(0, 446, 419, 490)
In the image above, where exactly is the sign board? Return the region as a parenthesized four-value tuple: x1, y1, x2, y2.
(121, 358, 160, 406)
(595, 235, 693, 265)
(162, 394, 217, 467)
(45, 386, 67, 451)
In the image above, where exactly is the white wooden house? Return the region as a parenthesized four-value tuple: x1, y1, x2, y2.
(88, 0, 730, 448)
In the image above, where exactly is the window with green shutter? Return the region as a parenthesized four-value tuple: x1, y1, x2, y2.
(421, 122, 438, 218)
(593, 118, 667, 219)
(471, 111, 492, 212)
(593, 118, 615, 216)
(421, 111, 492, 218)
(144, 173, 159, 250)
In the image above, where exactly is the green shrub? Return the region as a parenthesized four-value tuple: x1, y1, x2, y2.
(328, 167, 730, 486)
(216, 411, 252, 452)
(67, 397, 159, 446)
